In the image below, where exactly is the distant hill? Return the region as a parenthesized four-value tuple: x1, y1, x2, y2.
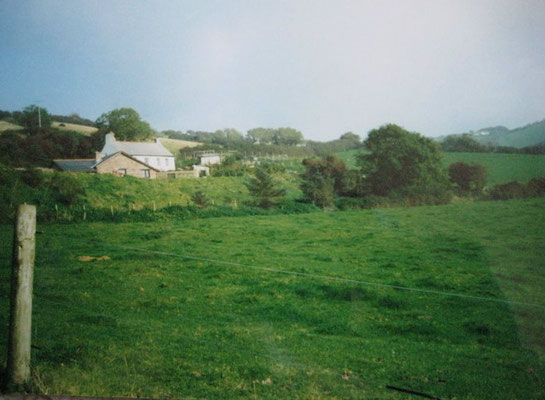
(51, 121, 98, 135)
(0, 120, 23, 132)
(441, 120, 545, 148)
(159, 137, 202, 154)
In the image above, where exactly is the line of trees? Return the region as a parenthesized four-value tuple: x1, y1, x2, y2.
(440, 134, 545, 155)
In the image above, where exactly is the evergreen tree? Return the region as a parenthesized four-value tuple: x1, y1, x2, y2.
(245, 165, 286, 208)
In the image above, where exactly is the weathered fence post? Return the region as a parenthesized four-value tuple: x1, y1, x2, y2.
(6, 204, 36, 391)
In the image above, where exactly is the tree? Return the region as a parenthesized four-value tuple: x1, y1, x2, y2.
(300, 155, 347, 208)
(357, 124, 450, 198)
(273, 127, 303, 146)
(448, 162, 487, 194)
(441, 134, 487, 152)
(246, 128, 275, 144)
(95, 108, 154, 141)
(340, 132, 361, 143)
(21, 105, 52, 134)
(191, 190, 209, 208)
(245, 165, 286, 208)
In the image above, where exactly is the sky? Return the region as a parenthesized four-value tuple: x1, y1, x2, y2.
(1, 0, 544, 141)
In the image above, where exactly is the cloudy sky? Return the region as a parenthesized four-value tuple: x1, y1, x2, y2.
(1, 0, 544, 140)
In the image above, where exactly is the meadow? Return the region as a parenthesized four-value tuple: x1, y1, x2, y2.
(336, 150, 545, 185)
(1, 198, 544, 399)
(50, 122, 98, 136)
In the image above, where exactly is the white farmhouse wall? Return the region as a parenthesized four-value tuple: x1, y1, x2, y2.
(135, 156, 175, 172)
(200, 155, 221, 166)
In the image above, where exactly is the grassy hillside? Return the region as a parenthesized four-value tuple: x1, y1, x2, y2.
(0, 120, 23, 132)
(443, 120, 545, 148)
(442, 152, 545, 185)
(0, 199, 543, 399)
(76, 173, 301, 210)
(159, 137, 201, 154)
(336, 150, 545, 185)
(51, 121, 98, 135)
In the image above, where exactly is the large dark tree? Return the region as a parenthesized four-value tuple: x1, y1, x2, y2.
(357, 124, 450, 198)
(95, 107, 154, 141)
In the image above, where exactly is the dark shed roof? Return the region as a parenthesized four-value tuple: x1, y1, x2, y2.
(52, 159, 96, 172)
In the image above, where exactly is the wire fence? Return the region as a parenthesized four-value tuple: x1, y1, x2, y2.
(2, 228, 544, 400)
(40, 232, 545, 309)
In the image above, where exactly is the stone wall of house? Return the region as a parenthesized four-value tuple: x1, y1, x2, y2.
(96, 153, 158, 179)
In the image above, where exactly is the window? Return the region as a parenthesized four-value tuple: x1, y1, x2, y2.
(141, 169, 150, 178)
(118, 168, 127, 176)
(157, 158, 161, 165)
(145, 157, 150, 165)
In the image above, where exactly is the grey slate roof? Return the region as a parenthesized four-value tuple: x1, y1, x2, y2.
(52, 159, 96, 172)
(95, 151, 160, 171)
(110, 140, 173, 156)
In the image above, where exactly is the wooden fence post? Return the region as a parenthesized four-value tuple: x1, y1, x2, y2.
(6, 204, 36, 391)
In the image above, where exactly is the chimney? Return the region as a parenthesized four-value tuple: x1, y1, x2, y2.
(105, 132, 115, 145)
(95, 151, 103, 162)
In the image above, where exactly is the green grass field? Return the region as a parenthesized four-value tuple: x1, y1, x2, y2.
(1, 199, 543, 399)
(442, 152, 545, 185)
(335, 150, 545, 185)
(159, 138, 202, 154)
(0, 120, 23, 132)
(51, 122, 98, 135)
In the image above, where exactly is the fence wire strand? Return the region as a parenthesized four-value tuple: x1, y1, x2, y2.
(41, 232, 545, 309)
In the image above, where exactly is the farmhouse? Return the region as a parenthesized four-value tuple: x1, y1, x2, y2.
(94, 151, 160, 178)
(53, 132, 211, 179)
(100, 132, 175, 171)
(53, 152, 160, 178)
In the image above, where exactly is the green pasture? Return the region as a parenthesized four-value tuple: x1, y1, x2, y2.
(1, 199, 544, 399)
(441, 152, 545, 185)
(335, 150, 545, 185)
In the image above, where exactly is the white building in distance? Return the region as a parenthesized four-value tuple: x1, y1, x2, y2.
(100, 132, 175, 171)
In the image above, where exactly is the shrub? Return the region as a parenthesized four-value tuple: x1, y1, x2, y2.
(448, 162, 487, 195)
(489, 181, 527, 200)
(191, 190, 209, 208)
(48, 172, 84, 205)
(21, 168, 46, 188)
(526, 177, 545, 197)
(300, 155, 347, 208)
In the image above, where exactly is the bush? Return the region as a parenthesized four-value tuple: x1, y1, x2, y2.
(526, 177, 545, 197)
(191, 190, 209, 208)
(21, 168, 46, 188)
(489, 181, 527, 200)
(448, 162, 487, 195)
(300, 155, 347, 208)
(48, 172, 84, 205)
